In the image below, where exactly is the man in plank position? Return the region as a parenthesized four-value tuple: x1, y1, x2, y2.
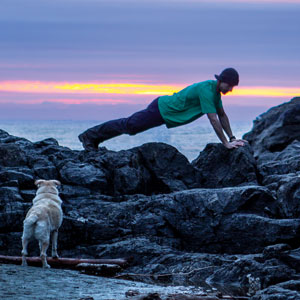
(79, 68, 246, 150)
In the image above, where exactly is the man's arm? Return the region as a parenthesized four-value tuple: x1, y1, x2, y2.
(207, 113, 244, 149)
(216, 107, 234, 140)
(216, 107, 248, 143)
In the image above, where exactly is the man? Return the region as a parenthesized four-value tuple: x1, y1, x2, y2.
(78, 68, 246, 151)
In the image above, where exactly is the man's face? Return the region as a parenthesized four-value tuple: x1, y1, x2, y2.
(219, 82, 234, 95)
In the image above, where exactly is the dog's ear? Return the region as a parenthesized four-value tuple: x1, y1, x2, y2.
(52, 180, 61, 186)
(35, 179, 45, 187)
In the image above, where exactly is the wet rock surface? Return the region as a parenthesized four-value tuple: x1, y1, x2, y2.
(1, 98, 300, 299)
(0, 264, 211, 300)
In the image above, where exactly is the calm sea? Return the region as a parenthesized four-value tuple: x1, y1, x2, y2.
(0, 120, 253, 162)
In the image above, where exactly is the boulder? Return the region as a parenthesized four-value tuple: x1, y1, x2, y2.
(0, 187, 29, 232)
(252, 285, 300, 300)
(0, 143, 28, 167)
(135, 143, 197, 192)
(207, 255, 295, 290)
(88, 149, 152, 195)
(59, 161, 107, 191)
(280, 248, 300, 272)
(272, 176, 300, 218)
(257, 140, 300, 178)
(192, 143, 258, 188)
(244, 97, 300, 157)
(0, 168, 34, 189)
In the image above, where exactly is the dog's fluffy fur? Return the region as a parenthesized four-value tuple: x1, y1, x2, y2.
(21, 179, 63, 268)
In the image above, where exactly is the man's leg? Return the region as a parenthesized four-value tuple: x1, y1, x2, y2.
(78, 118, 128, 150)
(78, 98, 164, 150)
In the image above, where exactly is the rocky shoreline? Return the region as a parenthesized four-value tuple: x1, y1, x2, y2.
(0, 97, 300, 299)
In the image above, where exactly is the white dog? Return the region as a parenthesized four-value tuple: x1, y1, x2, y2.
(21, 179, 63, 268)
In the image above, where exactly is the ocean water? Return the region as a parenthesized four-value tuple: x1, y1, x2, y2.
(0, 119, 253, 161)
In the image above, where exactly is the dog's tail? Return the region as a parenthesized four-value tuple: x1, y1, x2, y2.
(22, 214, 39, 240)
(24, 214, 39, 227)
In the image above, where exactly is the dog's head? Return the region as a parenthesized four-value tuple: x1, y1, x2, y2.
(35, 179, 61, 195)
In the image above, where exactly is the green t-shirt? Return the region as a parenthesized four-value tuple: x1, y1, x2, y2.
(158, 80, 222, 128)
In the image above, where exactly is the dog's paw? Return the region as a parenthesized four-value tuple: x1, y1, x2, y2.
(21, 257, 28, 267)
(43, 263, 51, 269)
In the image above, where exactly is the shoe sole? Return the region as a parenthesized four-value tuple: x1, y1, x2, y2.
(78, 134, 98, 151)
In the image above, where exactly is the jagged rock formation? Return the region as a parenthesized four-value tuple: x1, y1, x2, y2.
(1, 97, 300, 299)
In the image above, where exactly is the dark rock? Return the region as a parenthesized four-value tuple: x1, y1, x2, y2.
(97, 150, 152, 195)
(276, 280, 300, 292)
(33, 138, 59, 148)
(252, 285, 300, 300)
(0, 187, 24, 204)
(59, 186, 293, 255)
(192, 143, 258, 188)
(81, 142, 197, 195)
(59, 161, 107, 191)
(208, 255, 295, 290)
(0, 232, 24, 254)
(77, 263, 123, 277)
(0, 129, 9, 139)
(262, 244, 291, 260)
(60, 184, 92, 202)
(135, 143, 196, 192)
(19, 190, 36, 202)
(218, 215, 300, 253)
(244, 97, 300, 157)
(113, 164, 151, 195)
(0, 187, 29, 232)
(1, 110, 300, 299)
(280, 247, 300, 272)
(0, 144, 28, 167)
(91, 237, 179, 266)
(0, 169, 34, 189)
(273, 176, 300, 218)
(0, 179, 19, 187)
(136, 293, 162, 300)
(257, 140, 300, 178)
(27, 156, 59, 179)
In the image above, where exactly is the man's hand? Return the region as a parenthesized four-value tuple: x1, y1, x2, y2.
(206, 113, 248, 149)
(224, 140, 245, 149)
(231, 137, 248, 144)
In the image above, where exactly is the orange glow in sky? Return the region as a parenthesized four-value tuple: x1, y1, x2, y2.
(0, 81, 180, 96)
(231, 86, 300, 97)
(0, 80, 299, 99)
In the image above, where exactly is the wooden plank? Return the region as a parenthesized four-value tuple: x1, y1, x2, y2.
(0, 255, 130, 268)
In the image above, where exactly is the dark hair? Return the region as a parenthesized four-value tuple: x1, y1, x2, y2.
(215, 68, 239, 86)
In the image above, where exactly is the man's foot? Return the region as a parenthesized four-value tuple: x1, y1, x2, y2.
(78, 133, 98, 151)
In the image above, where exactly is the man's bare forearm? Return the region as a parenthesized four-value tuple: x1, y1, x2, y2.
(218, 113, 233, 139)
(207, 114, 229, 145)
(207, 113, 246, 149)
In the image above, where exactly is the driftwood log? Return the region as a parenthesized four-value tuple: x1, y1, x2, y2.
(0, 255, 130, 269)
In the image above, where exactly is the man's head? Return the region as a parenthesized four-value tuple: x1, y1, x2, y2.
(215, 68, 239, 95)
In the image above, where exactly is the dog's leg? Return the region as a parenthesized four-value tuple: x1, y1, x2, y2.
(39, 240, 50, 268)
(51, 230, 59, 258)
(21, 238, 29, 266)
(21, 217, 36, 267)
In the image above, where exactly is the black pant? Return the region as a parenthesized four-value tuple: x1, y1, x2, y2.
(82, 97, 165, 144)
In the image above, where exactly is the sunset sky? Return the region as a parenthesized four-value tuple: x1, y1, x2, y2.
(0, 0, 299, 121)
